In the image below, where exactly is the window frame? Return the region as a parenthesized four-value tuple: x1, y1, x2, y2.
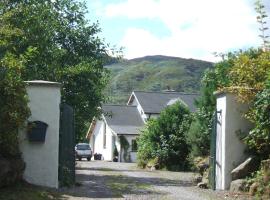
(131, 139, 138, 152)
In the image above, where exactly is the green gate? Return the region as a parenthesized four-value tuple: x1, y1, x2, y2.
(58, 103, 75, 186)
(209, 110, 222, 190)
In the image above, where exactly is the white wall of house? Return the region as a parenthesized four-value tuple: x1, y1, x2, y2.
(19, 81, 61, 188)
(215, 92, 252, 190)
(91, 120, 117, 161)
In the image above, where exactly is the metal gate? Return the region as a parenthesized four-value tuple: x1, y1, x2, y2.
(209, 111, 217, 190)
(209, 110, 222, 190)
(58, 103, 75, 186)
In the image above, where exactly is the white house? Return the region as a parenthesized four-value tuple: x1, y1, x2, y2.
(127, 91, 198, 122)
(87, 91, 198, 163)
(87, 105, 144, 162)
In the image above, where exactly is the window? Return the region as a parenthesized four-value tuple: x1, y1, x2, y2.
(103, 122, 106, 149)
(76, 144, 90, 150)
(131, 139, 137, 151)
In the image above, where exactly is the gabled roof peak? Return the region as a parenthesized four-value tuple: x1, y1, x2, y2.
(102, 104, 136, 107)
(132, 90, 198, 95)
(130, 91, 199, 113)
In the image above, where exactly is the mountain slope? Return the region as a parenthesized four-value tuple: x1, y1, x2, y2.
(105, 55, 213, 103)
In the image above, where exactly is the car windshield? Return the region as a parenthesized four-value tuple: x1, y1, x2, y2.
(77, 144, 90, 150)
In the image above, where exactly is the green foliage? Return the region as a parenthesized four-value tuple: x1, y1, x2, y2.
(0, 12, 31, 157)
(246, 160, 270, 199)
(187, 111, 213, 157)
(105, 55, 213, 103)
(190, 54, 234, 157)
(0, 61, 30, 157)
(137, 101, 192, 171)
(193, 49, 270, 158)
(228, 50, 270, 102)
(0, 0, 113, 141)
(244, 80, 270, 158)
(255, 0, 270, 50)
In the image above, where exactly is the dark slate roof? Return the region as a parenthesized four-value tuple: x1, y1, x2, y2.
(131, 91, 198, 113)
(102, 105, 144, 135)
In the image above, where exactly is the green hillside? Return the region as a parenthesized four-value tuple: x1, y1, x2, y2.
(105, 55, 213, 103)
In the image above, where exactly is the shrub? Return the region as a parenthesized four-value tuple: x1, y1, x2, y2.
(246, 159, 270, 199)
(187, 110, 213, 157)
(0, 54, 30, 157)
(137, 101, 192, 171)
(244, 80, 270, 159)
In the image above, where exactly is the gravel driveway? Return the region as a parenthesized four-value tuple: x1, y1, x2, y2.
(60, 161, 249, 200)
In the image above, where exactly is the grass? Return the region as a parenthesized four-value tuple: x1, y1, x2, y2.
(0, 182, 65, 200)
(105, 175, 151, 197)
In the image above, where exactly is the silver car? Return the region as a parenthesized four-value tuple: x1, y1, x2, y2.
(75, 143, 92, 161)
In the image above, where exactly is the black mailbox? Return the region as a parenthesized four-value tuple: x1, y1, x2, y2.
(27, 121, 48, 142)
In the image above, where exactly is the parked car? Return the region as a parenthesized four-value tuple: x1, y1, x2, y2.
(75, 143, 92, 161)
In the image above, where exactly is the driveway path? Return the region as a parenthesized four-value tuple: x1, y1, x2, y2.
(60, 161, 249, 200)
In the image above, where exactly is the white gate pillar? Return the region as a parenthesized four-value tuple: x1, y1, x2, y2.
(19, 80, 61, 188)
(215, 91, 252, 190)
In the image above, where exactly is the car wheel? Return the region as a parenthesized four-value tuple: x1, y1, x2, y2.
(87, 157, 91, 161)
(78, 157, 82, 161)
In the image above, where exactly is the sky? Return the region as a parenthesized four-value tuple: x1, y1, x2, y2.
(86, 0, 270, 62)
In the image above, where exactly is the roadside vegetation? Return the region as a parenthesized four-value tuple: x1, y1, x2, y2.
(0, 182, 64, 200)
(137, 101, 192, 171)
(0, 0, 113, 190)
(137, 1, 270, 198)
(0, 0, 115, 142)
(193, 1, 270, 196)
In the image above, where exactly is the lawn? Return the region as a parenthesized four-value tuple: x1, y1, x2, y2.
(0, 182, 65, 200)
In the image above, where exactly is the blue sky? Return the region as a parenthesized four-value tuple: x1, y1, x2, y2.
(86, 0, 269, 62)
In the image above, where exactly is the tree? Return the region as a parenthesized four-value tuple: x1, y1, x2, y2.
(255, 0, 270, 50)
(244, 79, 270, 159)
(0, 56, 30, 157)
(137, 101, 192, 171)
(0, 12, 31, 157)
(191, 48, 270, 157)
(228, 49, 270, 102)
(0, 0, 114, 141)
(189, 54, 234, 157)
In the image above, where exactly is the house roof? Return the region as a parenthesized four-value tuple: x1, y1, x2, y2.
(102, 105, 144, 135)
(128, 91, 199, 113)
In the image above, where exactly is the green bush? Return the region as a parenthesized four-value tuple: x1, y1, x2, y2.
(137, 101, 192, 171)
(187, 110, 213, 157)
(0, 55, 30, 157)
(244, 80, 270, 159)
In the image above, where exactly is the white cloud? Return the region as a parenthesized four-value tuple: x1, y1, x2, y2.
(104, 0, 263, 61)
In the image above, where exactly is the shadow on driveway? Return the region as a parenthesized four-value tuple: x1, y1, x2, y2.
(59, 167, 194, 199)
